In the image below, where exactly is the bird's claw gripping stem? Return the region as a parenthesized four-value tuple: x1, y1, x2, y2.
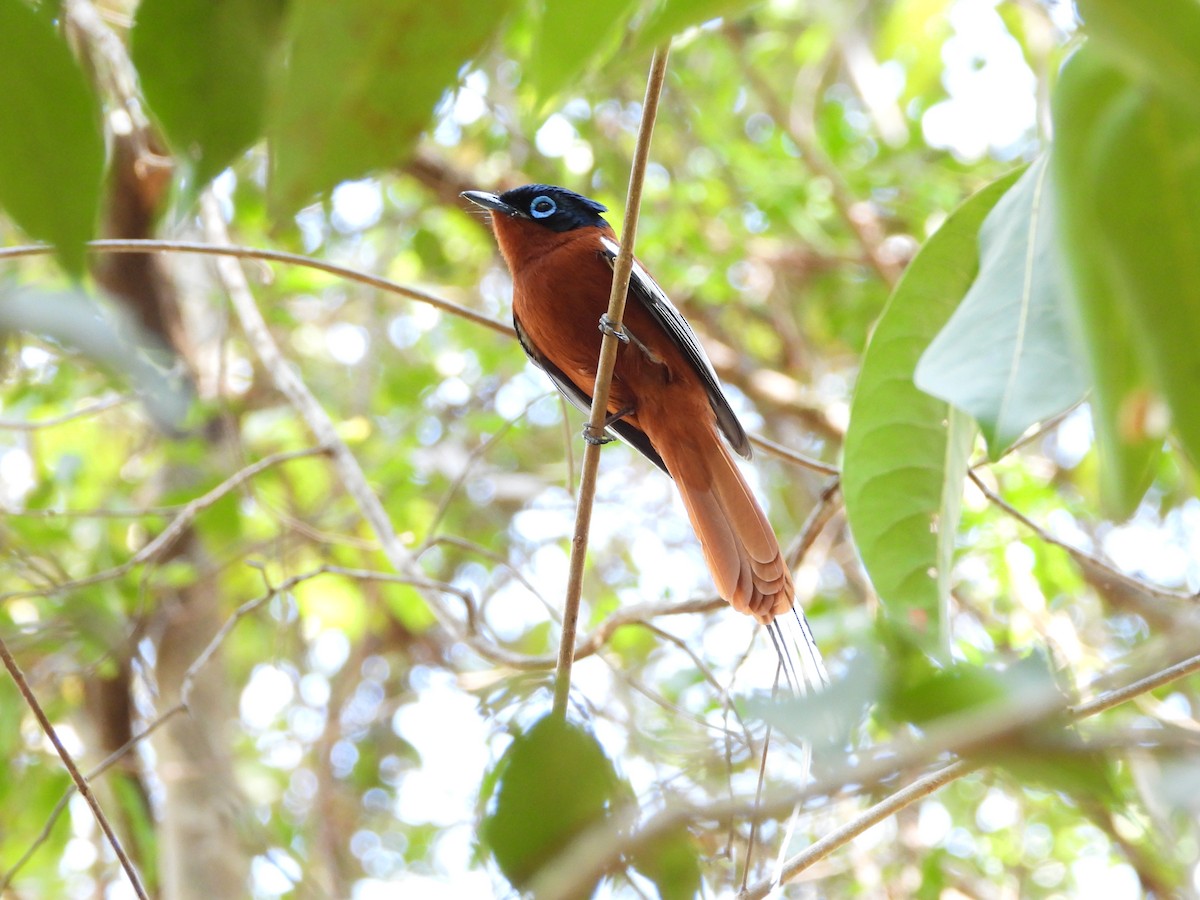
(582, 423, 614, 445)
(598, 314, 630, 343)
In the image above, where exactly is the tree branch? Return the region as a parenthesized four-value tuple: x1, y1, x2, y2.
(530, 643, 1200, 899)
(0, 636, 148, 899)
(554, 46, 671, 717)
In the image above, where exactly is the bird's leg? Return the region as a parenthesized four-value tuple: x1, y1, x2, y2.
(598, 314, 664, 366)
(582, 405, 634, 445)
(598, 313, 630, 343)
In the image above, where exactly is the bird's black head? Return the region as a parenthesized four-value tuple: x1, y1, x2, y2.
(461, 184, 609, 233)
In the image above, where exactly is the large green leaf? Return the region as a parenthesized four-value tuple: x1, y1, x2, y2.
(528, 0, 640, 107)
(0, 286, 190, 431)
(0, 0, 104, 277)
(1052, 46, 1162, 518)
(843, 171, 1018, 654)
(629, 826, 701, 900)
(483, 715, 628, 891)
(1087, 71, 1200, 470)
(1075, 0, 1200, 116)
(915, 157, 1088, 455)
(632, 0, 763, 55)
(270, 0, 514, 214)
(131, 0, 285, 193)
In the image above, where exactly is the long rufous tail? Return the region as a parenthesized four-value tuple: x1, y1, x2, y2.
(653, 422, 794, 624)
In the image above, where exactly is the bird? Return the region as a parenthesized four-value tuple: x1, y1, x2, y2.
(463, 184, 823, 689)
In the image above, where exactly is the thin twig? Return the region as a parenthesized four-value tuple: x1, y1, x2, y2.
(530, 643, 1200, 899)
(739, 761, 976, 899)
(968, 469, 1194, 606)
(725, 25, 901, 287)
(750, 433, 838, 476)
(2, 556, 483, 889)
(199, 198, 462, 620)
(0, 636, 149, 899)
(0, 239, 513, 338)
(742, 645, 1200, 895)
(1, 239, 824, 471)
(785, 478, 842, 570)
(0, 446, 330, 602)
(0, 395, 128, 430)
(554, 45, 671, 718)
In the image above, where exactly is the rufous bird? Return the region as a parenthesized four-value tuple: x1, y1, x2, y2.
(464, 184, 823, 688)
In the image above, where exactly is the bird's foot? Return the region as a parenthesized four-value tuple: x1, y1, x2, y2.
(582, 423, 614, 445)
(598, 314, 630, 343)
(581, 406, 635, 446)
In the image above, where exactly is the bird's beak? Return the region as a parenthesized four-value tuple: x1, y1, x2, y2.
(461, 190, 527, 218)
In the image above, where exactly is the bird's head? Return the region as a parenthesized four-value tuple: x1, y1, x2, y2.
(462, 184, 609, 232)
(462, 184, 612, 268)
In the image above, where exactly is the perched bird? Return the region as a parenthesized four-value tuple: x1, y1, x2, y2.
(463, 184, 822, 686)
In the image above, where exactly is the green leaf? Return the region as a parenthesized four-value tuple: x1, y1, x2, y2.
(744, 649, 880, 751)
(527, 0, 638, 107)
(131, 0, 286, 193)
(483, 715, 628, 890)
(1052, 46, 1162, 518)
(270, 0, 514, 214)
(915, 156, 1088, 455)
(0, 286, 191, 432)
(1082, 63, 1200, 474)
(843, 172, 1018, 653)
(0, 0, 104, 276)
(629, 825, 701, 900)
(632, 0, 763, 56)
(1076, 0, 1200, 116)
(885, 653, 1056, 727)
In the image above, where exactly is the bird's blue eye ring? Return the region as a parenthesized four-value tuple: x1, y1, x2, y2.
(530, 195, 557, 218)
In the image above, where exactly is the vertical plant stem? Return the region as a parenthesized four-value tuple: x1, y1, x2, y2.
(552, 46, 672, 718)
(0, 636, 149, 899)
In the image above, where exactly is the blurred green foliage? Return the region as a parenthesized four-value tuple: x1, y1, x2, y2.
(1, 0, 1199, 898)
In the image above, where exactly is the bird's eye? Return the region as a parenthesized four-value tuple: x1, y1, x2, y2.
(530, 195, 557, 218)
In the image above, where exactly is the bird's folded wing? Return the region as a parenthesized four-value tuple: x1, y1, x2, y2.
(598, 236, 750, 458)
(514, 314, 668, 473)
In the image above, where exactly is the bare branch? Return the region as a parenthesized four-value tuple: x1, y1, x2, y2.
(968, 469, 1196, 614)
(0, 637, 149, 899)
(0, 446, 331, 602)
(529, 643, 1200, 899)
(555, 46, 671, 717)
(750, 433, 839, 476)
(725, 25, 903, 287)
(0, 395, 128, 431)
(0, 239, 513, 338)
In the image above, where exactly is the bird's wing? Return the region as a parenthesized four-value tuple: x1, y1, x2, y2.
(598, 236, 751, 458)
(514, 314, 668, 473)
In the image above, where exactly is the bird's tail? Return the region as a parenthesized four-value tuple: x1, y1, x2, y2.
(656, 422, 826, 693)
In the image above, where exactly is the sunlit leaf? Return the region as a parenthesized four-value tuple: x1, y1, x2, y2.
(632, 0, 763, 55)
(270, 0, 515, 214)
(0, 287, 190, 431)
(1052, 46, 1162, 517)
(131, 0, 286, 193)
(1083, 63, 1200, 472)
(885, 652, 1057, 727)
(527, 0, 638, 107)
(843, 172, 1018, 652)
(1076, 0, 1200, 115)
(744, 649, 880, 751)
(876, 0, 954, 104)
(484, 715, 629, 890)
(915, 157, 1088, 456)
(294, 573, 368, 639)
(0, 0, 104, 276)
(630, 825, 701, 900)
